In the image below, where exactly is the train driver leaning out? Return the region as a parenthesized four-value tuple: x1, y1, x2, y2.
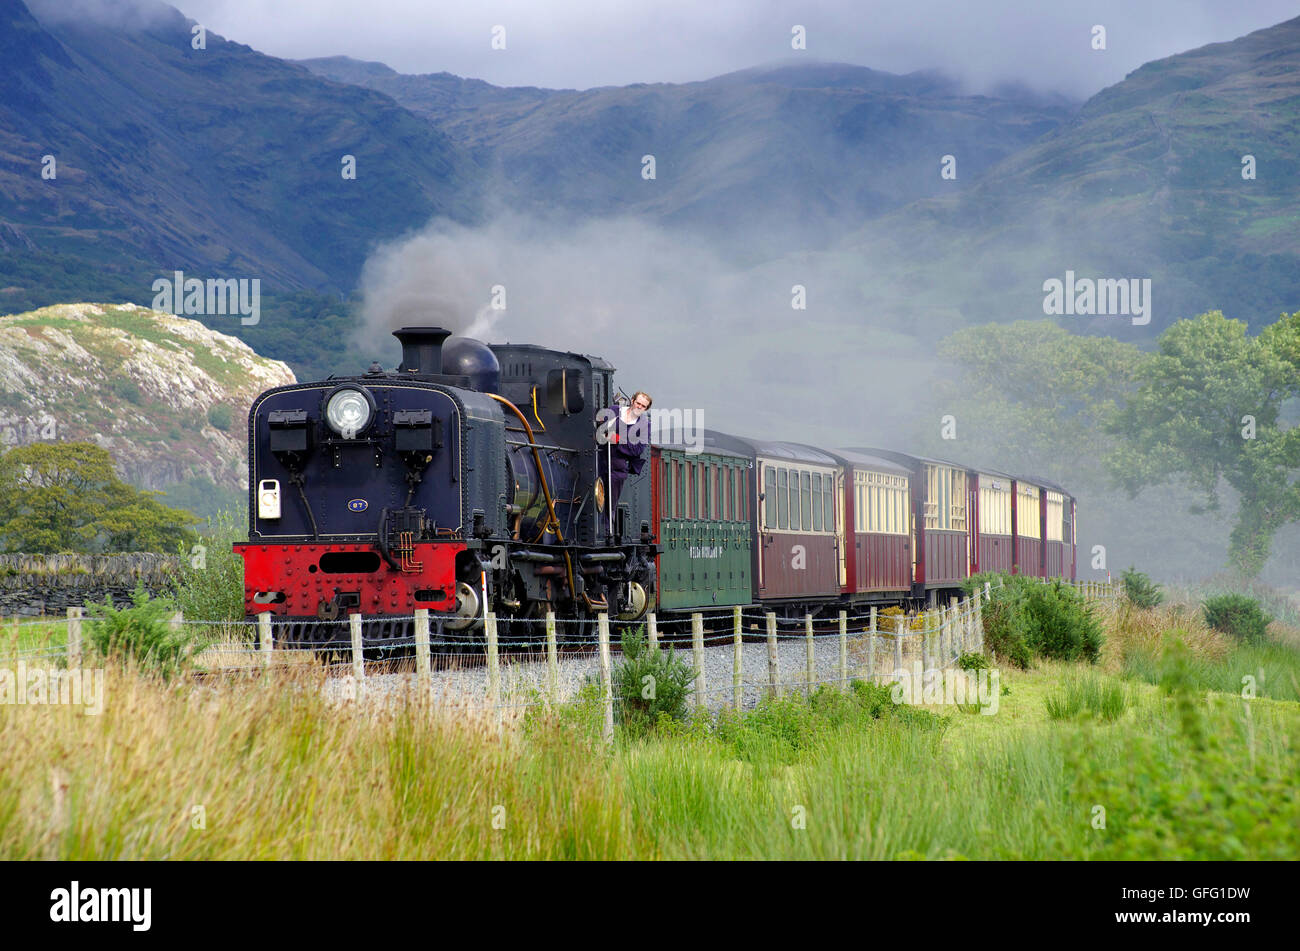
(596, 391, 653, 512)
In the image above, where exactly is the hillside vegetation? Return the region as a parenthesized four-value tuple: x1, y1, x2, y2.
(0, 302, 294, 510)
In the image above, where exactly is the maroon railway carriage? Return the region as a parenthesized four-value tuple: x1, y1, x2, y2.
(970, 469, 1015, 575)
(840, 449, 970, 605)
(752, 440, 841, 605)
(1016, 475, 1076, 581)
(1011, 477, 1044, 577)
(823, 449, 912, 601)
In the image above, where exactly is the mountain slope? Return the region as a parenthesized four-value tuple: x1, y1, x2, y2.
(839, 15, 1300, 332)
(299, 56, 1076, 246)
(0, 0, 485, 312)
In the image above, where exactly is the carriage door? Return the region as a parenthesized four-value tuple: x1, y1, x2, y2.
(758, 462, 773, 595)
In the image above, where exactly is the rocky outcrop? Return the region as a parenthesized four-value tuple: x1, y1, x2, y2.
(0, 302, 295, 490)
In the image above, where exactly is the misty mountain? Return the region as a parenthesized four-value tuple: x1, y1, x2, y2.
(840, 15, 1300, 333)
(300, 55, 1076, 249)
(0, 0, 484, 314)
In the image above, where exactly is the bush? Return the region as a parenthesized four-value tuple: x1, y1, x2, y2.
(1202, 594, 1270, 643)
(878, 605, 924, 631)
(957, 651, 990, 671)
(110, 376, 143, 405)
(171, 509, 247, 625)
(86, 583, 212, 678)
(206, 403, 235, 431)
(609, 625, 697, 737)
(1121, 566, 1164, 609)
(712, 681, 945, 764)
(963, 572, 1102, 668)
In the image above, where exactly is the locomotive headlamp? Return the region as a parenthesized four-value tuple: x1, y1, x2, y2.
(324, 386, 375, 439)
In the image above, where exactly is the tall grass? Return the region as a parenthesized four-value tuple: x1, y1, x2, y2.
(1105, 596, 1300, 702)
(1044, 671, 1131, 722)
(1, 660, 1295, 860)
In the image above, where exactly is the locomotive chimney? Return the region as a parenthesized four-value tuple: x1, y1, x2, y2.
(394, 326, 452, 375)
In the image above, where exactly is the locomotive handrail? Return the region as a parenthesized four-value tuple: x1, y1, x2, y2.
(487, 392, 608, 611)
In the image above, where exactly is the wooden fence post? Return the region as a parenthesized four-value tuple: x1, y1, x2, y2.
(545, 610, 558, 704)
(647, 611, 658, 653)
(804, 614, 815, 698)
(894, 616, 904, 672)
(259, 611, 273, 669)
(598, 613, 614, 743)
(414, 608, 431, 692)
(692, 613, 706, 711)
(973, 586, 984, 653)
(66, 607, 82, 669)
(924, 609, 935, 672)
(349, 613, 363, 695)
(867, 606, 877, 682)
(766, 612, 779, 700)
(486, 612, 501, 729)
(732, 606, 743, 710)
(838, 610, 848, 692)
(949, 596, 960, 665)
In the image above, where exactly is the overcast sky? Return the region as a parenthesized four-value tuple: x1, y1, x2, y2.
(168, 0, 1300, 97)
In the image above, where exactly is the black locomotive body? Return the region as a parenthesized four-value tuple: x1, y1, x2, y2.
(235, 327, 657, 648)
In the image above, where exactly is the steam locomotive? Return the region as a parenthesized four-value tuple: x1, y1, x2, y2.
(235, 327, 1077, 649)
(235, 327, 659, 649)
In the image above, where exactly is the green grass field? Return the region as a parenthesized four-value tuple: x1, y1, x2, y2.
(1, 600, 1297, 860)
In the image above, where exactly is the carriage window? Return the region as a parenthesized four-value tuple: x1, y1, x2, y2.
(777, 468, 788, 530)
(1017, 484, 1041, 539)
(800, 472, 812, 532)
(764, 467, 776, 528)
(780, 470, 790, 535)
(825, 476, 834, 533)
(812, 473, 822, 531)
(725, 467, 733, 521)
(702, 463, 711, 521)
(663, 459, 671, 518)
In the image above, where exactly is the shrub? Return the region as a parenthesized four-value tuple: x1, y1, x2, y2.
(878, 605, 925, 632)
(609, 625, 696, 737)
(957, 651, 990, 671)
(85, 583, 212, 678)
(171, 509, 247, 626)
(206, 403, 235, 431)
(963, 572, 1102, 668)
(110, 376, 142, 405)
(1121, 566, 1164, 609)
(712, 681, 945, 764)
(1202, 594, 1270, 643)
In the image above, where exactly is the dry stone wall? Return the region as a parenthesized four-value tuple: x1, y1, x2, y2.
(0, 553, 179, 616)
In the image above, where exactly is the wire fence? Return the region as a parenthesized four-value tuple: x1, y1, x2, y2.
(1, 578, 1121, 735)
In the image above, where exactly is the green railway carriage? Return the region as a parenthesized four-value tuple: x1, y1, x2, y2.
(651, 439, 753, 612)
